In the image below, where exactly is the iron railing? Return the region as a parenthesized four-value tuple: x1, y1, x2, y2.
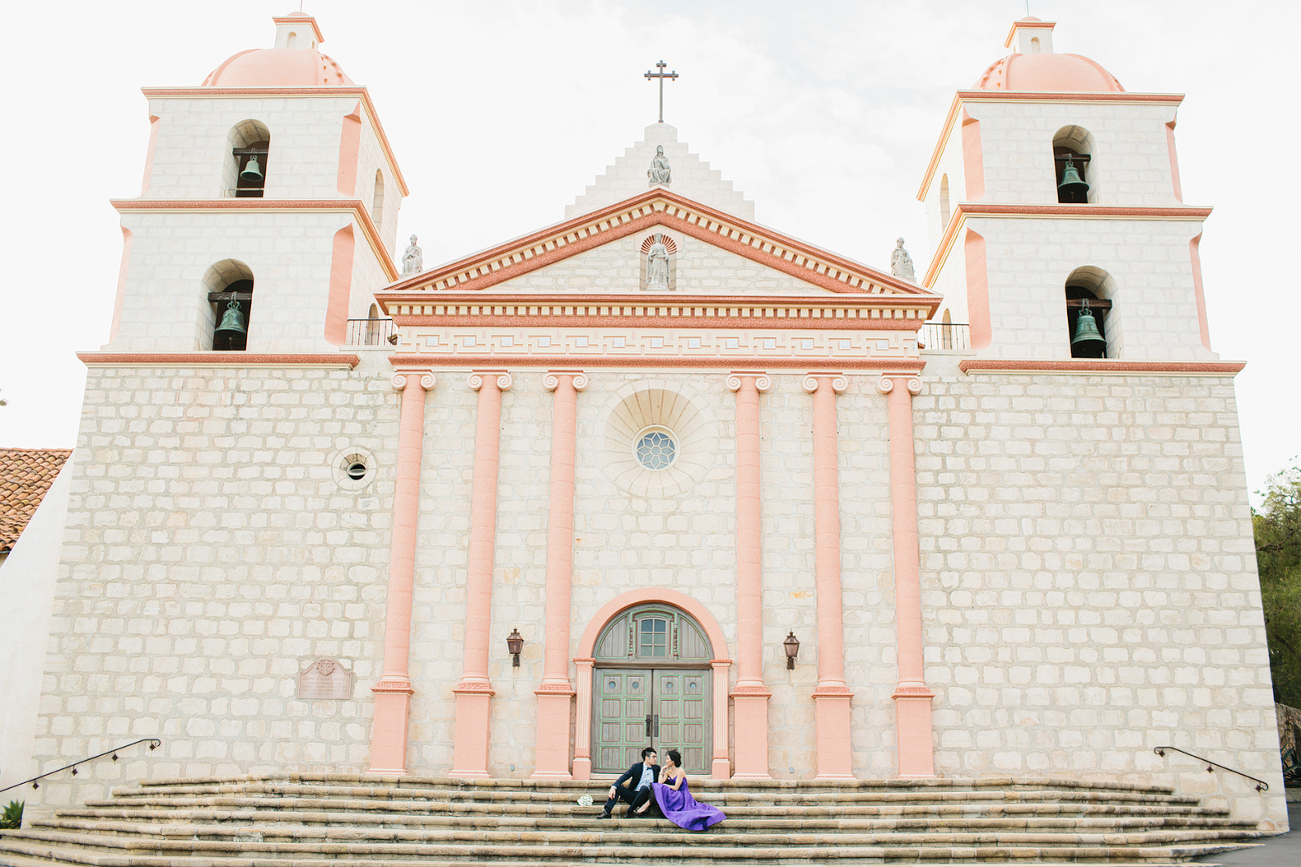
(346, 318, 397, 346)
(0, 739, 161, 795)
(919, 321, 970, 351)
(1153, 746, 1270, 792)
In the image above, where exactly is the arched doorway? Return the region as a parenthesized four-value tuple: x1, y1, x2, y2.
(591, 604, 712, 775)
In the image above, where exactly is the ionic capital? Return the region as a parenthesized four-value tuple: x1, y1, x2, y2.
(391, 370, 436, 392)
(543, 370, 589, 392)
(802, 373, 848, 395)
(468, 370, 513, 392)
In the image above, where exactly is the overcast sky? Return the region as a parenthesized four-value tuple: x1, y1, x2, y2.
(1, 0, 1297, 501)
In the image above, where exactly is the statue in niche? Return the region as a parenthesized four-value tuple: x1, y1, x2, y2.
(647, 239, 670, 289)
(647, 145, 672, 186)
(891, 237, 915, 282)
(402, 234, 423, 275)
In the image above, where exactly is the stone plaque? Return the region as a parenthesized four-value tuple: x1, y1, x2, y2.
(298, 659, 352, 700)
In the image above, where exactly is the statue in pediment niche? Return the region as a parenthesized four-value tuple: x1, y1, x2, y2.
(402, 235, 423, 275)
(891, 237, 915, 282)
(647, 145, 672, 186)
(647, 239, 670, 289)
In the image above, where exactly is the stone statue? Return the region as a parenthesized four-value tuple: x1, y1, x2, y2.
(647, 240, 670, 289)
(647, 145, 671, 186)
(402, 235, 423, 275)
(891, 237, 915, 282)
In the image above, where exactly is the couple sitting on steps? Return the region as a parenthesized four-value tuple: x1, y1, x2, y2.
(598, 747, 727, 831)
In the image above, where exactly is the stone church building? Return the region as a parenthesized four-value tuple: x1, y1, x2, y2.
(4, 11, 1286, 830)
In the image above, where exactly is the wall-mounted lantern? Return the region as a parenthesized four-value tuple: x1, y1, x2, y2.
(506, 628, 524, 667)
(783, 632, 800, 669)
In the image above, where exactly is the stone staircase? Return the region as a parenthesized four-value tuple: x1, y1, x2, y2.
(0, 773, 1266, 866)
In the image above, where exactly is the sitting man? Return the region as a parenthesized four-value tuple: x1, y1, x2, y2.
(598, 747, 660, 819)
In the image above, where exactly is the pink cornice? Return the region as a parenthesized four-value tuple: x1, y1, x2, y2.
(958, 359, 1244, 375)
(918, 91, 1184, 199)
(78, 352, 360, 368)
(384, 188, 935, 300)
(271, 16, 326, 43)
(110, 198, 397, 280)
(140, 86, 409, 196)
(387, 354, 926, 373)
(920, 203, 1211, 288)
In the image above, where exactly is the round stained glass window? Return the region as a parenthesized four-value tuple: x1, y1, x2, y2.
(634, 427, 677, 470)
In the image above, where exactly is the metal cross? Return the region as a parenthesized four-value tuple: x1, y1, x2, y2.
(644, 60, 679, 124)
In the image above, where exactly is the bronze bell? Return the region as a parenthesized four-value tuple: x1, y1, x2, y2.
(214, 298, 247, 347)
(1058, 158, 1089, 201)
(1071, 299, 1106, 354)
(240, 155, 263, 183)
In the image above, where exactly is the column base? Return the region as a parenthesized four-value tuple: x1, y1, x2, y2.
(813, 687, 854, 779)
(731, 689, 772, 779)
(450, 685, 495, 778)
(367, 682, 414, 774)
(531, 688, 575, 780)
(710, 757, 732, 779)
(572, 755, 593, 780)
(893, 689, 936, 778)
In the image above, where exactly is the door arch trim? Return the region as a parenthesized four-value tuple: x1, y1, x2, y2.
(573, 588, 732, 780)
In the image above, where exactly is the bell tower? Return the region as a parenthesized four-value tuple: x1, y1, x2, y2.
(104, 11, 406, 353)
(916, 18, 1215, 362)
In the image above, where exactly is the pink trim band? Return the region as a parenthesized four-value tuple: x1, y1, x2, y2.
(451, 370, 512, 778)
(79, 352, 359, 368)
(368, 371, 435, 774)
(959, 359, 1244, 375)
(385, 355, 926, 373)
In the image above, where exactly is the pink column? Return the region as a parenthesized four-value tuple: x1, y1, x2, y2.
(879, 374, 936, 778)
(532, 370, 588, 780)
(571, 658, 595, 779)
(450, 370, 512, 779)
(368, 370, 435, 774)
(802, 373, 854, 780)
(726, 372, 772, 779)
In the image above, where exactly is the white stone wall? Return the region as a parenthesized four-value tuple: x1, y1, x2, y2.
(963, 100, 1182, 208)
(567, 123, 755, 222)
(353, 103, 403, 257)
(913, 356, 1286, 827)
(31, 356, 400, 809)
(967, 215, 1213, 360)
(921, 116, 969, 252)
(144, 95, 368, 201)
(107, 211, 386, 353)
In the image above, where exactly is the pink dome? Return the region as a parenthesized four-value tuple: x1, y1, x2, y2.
(202, 47, 353, 88)
(973, 52, 1124, 93)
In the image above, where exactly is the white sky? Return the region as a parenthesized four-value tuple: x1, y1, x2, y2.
(0, 0, 1297, 502)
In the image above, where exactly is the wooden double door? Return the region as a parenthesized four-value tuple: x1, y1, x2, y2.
(594, 667, 710, 775)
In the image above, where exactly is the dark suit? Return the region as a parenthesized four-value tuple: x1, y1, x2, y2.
(603, 761, 661, 816)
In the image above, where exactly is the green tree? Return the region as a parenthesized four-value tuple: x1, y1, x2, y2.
(1254, 463, 1301, 707)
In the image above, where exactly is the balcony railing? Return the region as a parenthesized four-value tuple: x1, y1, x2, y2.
(346, 318, 397, 347)
(919, 321, 970, 352)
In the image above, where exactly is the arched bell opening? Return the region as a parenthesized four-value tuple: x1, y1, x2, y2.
(224, 119, 270, 198)
(1064, 266, 1119, 359)
(201, 259, 254, 351)
(372, 170, 386, 227)
(590, 603, 713, 776)
(1053, 125, 1095, 204)
(939, 173, 951, 229)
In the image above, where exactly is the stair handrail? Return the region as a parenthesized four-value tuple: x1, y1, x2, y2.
(1153, 745, 1269, 791)
(0, 738, 161, 795)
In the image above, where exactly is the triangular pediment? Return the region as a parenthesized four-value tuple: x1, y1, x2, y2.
(380, 188, 935, 307)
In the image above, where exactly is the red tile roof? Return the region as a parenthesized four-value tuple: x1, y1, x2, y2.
(0, 448, 72, 553)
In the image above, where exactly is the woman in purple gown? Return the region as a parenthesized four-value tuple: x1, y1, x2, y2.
(637, 749, 726, 830)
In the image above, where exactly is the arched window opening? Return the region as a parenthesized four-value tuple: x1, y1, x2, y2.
(372, 170, 386, 226)
(939, 174, 951, 228)
(941, 308, 953, 349)
(366, 303, 383, 346)
(286, 31, 298, 49)
(201, 259, 254, 351)
(224, 120, 271, 198)
(1064, 266, 1119, 359)
(1030, 37, 1041, 53)
(1053, 125, 1094, 204)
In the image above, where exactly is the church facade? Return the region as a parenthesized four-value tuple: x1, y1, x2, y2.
(11, 13, 1286, 830)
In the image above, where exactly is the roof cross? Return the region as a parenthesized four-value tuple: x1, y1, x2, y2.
(644, 60, 679, 124)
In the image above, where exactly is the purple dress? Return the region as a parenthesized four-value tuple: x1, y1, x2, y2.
(650, 775, 726, 831)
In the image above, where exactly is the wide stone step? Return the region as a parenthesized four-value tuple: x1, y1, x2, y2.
(0, 831, 1264, 864)
(17, 818, 1265, 849)
(42, 809, 1252, 833)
